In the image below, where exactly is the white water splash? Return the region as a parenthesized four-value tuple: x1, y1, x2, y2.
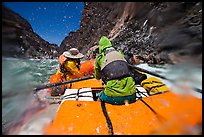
(2, 58, 202, 135)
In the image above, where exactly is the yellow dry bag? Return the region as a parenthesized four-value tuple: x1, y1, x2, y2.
(141, 77, 169, 95)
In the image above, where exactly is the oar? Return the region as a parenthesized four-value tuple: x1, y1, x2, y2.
(128, 64, 202, 93)
(33, 75, 95, 93)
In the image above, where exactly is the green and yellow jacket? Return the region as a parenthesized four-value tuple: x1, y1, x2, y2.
(94, 36, 136, 97)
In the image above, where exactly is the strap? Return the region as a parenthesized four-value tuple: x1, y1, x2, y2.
(101, 101, 114, 135)
(76, 88, 80, 101)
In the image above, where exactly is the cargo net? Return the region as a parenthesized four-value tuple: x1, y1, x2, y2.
(135, 85, 149, 100)
(43, 85, 165, 104)
(44, 87, 101, 104)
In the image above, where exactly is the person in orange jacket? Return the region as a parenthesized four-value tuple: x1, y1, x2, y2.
(49, 48, 84, 96)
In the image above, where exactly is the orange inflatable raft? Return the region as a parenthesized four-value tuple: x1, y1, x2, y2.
(44, 59, 202, 135)
(44, 83, 202, 135)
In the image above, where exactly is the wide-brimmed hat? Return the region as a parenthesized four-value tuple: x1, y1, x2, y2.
(63, 48, 84, 59)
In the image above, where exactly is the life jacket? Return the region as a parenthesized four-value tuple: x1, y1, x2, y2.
(141, 77, 169, 95)
(101, 47, 130, 83)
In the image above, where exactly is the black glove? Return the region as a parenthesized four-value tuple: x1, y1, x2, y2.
(129, 70, 147, 85)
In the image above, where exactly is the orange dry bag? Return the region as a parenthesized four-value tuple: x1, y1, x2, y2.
(49, 74, 66, 96)
(80, 59, 95, 76)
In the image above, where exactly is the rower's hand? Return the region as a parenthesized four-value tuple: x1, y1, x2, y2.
(131, 54, 137, 65)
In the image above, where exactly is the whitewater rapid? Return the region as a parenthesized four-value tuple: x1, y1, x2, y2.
(2, 57, 202, 134)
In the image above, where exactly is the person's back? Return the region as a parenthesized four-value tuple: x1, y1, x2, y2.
(94, 36, 136, 105)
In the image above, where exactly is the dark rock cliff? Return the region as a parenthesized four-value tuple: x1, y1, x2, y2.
(2, 5, 59, 59)
(60, 2, 202, 66)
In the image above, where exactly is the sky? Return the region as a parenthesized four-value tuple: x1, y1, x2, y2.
(3, 2, 84, 46)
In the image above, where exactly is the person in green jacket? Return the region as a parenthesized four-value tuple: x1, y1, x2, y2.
(94, 36, 136, 105)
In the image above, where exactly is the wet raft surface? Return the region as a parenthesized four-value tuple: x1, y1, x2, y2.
(44, 91, 202, 135)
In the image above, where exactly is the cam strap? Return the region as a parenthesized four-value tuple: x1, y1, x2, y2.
(100, 101, 114, 135)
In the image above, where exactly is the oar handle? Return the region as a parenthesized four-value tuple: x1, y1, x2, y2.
(128, 64, 168, 80)
(33, 75, 95, 92)
(128, 64, 202, 94)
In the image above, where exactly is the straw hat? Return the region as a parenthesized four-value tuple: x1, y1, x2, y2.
(63, 48, 84, 59)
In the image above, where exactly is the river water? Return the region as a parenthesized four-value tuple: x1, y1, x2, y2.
(2, 57, 202, 134)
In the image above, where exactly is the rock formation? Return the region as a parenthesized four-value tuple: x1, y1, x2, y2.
(60, 2, 202, 66)
(2, 2, 201, 66)
(2, 5, 59, 59)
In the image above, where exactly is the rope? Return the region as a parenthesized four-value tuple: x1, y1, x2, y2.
(76, 88, 80, 101)
(63, 95, 93, 100)
(136, 88, 149, 98)
(139, 98, 157, 114)
(138, 97, 166, 122)
(100, 101, 114, 135)
(135, 87, 166, 123)
(46, 92, 95, 104)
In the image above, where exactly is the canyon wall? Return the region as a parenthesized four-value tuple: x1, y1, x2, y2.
(60, 2, 202, 66)
(2, 5, 59, 59)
